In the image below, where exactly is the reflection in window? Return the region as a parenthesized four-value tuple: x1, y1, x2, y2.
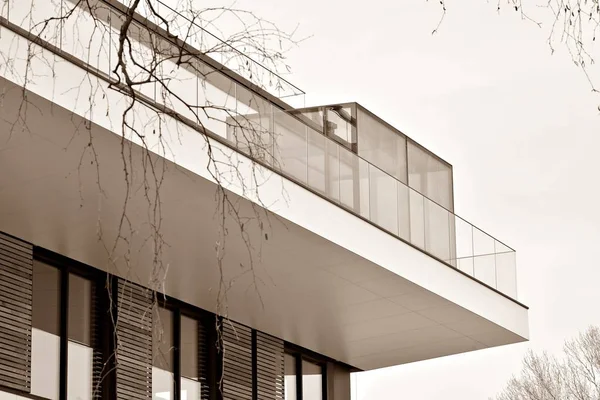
(68, 274, 93, 400)
(181, 316, 200, 400)
(302, 360, 323, 400)
(325, 107, 355, 147)
(284, 353, 297, 400)
(31, 261, 60, 400)
(153, 308, 174, 400)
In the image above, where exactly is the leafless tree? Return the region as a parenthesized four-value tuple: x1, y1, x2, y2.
(0, 0, 305, 395)
(495, 325, 600, 400)
(433, 0, 600, 96)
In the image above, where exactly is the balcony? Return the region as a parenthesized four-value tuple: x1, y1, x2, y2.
(0, 0, 527, 370)
(0, 0, 518, 300)
(227, 102, 517, 300)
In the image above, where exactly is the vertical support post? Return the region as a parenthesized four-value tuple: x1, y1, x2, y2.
(59, 269, 69, 400)
(251, 330, 257, 400)
(296, 355, 302, 400)
(321, 363, 328, 400)
(174, 309, 182, 400)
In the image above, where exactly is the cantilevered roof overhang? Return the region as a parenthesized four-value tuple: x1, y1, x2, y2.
(0, 69, 528, 370)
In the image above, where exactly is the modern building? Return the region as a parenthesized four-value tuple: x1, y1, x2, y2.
(0, 0, 529, 399)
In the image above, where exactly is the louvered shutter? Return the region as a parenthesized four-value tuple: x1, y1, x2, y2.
(222, 321, 253, 400)
(90, 281, 103, 399)
(116, 280, 153, 400)
(256, 331, 285, 400)
(0, 232, 33, 392)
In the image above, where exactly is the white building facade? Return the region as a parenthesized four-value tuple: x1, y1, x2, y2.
(0, 1, 528, 399)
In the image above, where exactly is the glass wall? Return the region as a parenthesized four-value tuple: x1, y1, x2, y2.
(68, 274, 93, 400)
(325, 106, 356, 149)
(357, 108, 407, 183)
(302, 360, 323, 400)
(31, 261, 61, 400)
(284, 353, 297, 400)
(284, 353, 325, 400)
(181, 315, 201, 400)
(153, 308, 175, 400)
(407, 141, 453, 211)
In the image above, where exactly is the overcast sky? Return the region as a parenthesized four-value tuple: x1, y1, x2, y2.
(213, 0, 600, 398)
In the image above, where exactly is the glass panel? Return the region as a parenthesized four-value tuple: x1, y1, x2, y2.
(153, 367, 175, 400)
(295, 109, 324, 133)
(302, 360, 323, 400)
(358, 158, 370, 219)
(457, 258, 474, 276)
(407, 141, 453, 211)
(31, 261, 60, 400)
(157, 55, 200, 123)
(68, 341, 93, 400)
(273, 110, 308, 183)
(68, 274, 91, 345)
(68, 274, 93, 400)
(181, 377, 200, 400)
(496, 251, 517, 298)
(153, 308, 174, 400)
(197, 65, 237, 139)
(325, 107, 354, 146)
(229, 85, 274, 164)
(327, 139, 340, 201)
(357, 108, 407, 183)
(181, 316, 198, 379)
(474, 254, 496, 288)
(284, 353, 296, 400)
(409, 189, 425, 249)
(31, 329, 60, 400)
(61, 1, 112, 75)
(369, 166, 398, 235)
(473, 227, 495, 257)
(8, 0, 61, 45)
(339, 149, 360, 213)
(307, 128, 326, 194)
(454, 216, 474, 261)
(398, 183, 410, 241)
(424, 198, 451, 262)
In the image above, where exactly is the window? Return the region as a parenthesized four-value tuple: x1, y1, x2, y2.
(284, 353, 325, 400)
(153, 307, 175, 400)
(284, 353, 297, 400)
(68, 273, 93, 400)
(302, 360, 323, 400)
(31, 261, 61, 400)
(181, 315, 201, 400)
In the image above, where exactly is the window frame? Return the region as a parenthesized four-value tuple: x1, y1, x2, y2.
(28, 248, 105, 400)
(2, 245, 352, 400)
(284, 347, 328, 400)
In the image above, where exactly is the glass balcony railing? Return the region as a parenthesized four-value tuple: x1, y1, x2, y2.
(7, 0, 518, 300)
(227, 109, 518, 300)
(152, 0, 307, 108)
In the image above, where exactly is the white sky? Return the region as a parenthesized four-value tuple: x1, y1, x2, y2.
(203, 0, 600, 398)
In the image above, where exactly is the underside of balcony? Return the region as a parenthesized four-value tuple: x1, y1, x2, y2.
(0, 71, 528, 371)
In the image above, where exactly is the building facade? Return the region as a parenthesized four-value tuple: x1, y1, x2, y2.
(0, 0, 529, 399)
